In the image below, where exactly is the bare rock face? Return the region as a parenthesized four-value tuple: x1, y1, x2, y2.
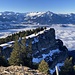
(25, 28, 68, 69)
(26, 28, 57, 57)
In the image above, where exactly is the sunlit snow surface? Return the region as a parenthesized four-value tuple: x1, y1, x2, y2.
(0, 24, 75, 50)
(26, 12, 45, 17)
(32, 49, 60, 63)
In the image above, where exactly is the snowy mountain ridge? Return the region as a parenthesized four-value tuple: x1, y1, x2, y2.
(1, 11, 75, 25)
(26, 12, 45, 17)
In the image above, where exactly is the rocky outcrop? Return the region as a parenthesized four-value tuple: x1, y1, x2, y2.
(25, 28, 68, 69)
(0, 66, 46, 75)
(26, 28, 57, 56)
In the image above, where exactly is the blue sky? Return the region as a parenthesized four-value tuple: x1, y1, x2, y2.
(0, 0, 75, 13)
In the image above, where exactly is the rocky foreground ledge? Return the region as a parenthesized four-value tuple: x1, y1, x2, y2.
(0, 66, 46, 75)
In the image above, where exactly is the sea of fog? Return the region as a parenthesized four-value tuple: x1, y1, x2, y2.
(0, 24, 75, 51)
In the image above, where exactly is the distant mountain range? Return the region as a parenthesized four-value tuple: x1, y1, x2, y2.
(0, 11, 75, 25)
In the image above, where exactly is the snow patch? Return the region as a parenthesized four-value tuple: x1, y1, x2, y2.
(49, 49, 60, 57)
(32, 38, 39, 44)
(42, 48, 46, 50)
(50, 62, 64, 74)
(32, 49, 60, 63)
(34, 38, 39, 42)
(50, 69, 55, 75)
(0, 41, 15, 49)
(32, 57, 42, 63)
(26, 28, 50, 39)
(42, 49, 60, 59)
(56, 62, 64, 71)
(42, 54, 49, 59)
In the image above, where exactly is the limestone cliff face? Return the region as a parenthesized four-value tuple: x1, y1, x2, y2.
(25, 28, 68, 68)
(26, 28, 57, 57)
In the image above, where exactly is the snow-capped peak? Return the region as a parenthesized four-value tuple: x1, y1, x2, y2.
(26, 12, 45, 17)
(46, 11, 53, 15)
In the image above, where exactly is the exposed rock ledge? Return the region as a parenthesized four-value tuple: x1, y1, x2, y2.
(0, 66, 46, 75)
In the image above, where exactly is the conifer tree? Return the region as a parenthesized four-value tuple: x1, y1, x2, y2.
(60, 57, 74, 75)
(21, 39, 32, 67)
(38, 60, 49, 74)
(9, 41, 23, 65)
(21, 38, 32, 67)
(20, 38, 27, 65)
(27, 41, 32, 67)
